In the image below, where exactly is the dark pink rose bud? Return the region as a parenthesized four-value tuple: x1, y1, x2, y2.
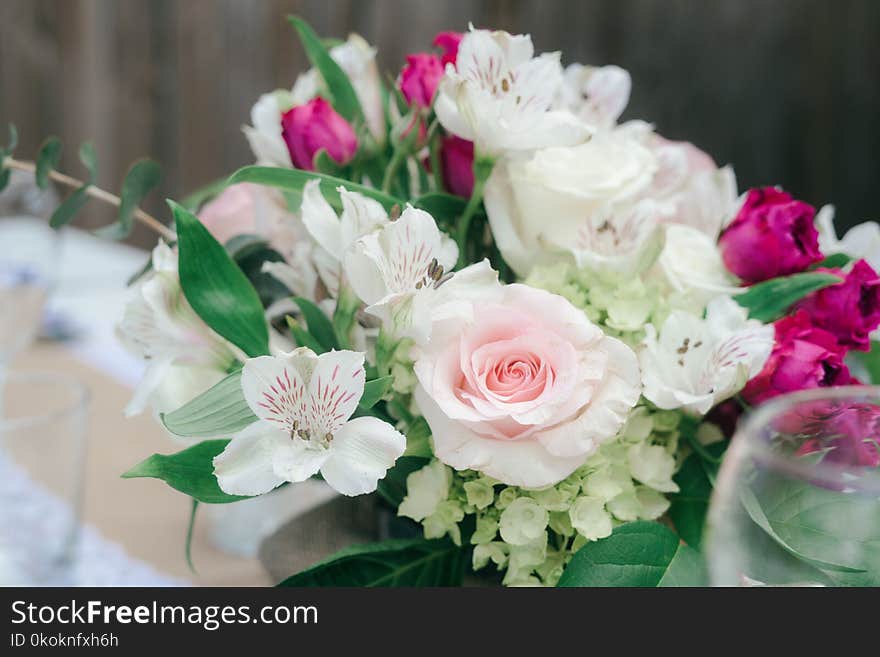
(280, 97, 358, 171)
(400, 53, 445, 108)
(440, 135, 475, 198)
(433, 31, 463, 68)
(719, 187, 823, 283)
(742, 311, 857, 404)
(794, 259, 880, 351)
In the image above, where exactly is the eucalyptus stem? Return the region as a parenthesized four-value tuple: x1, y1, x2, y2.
(2, 156, 175, 241)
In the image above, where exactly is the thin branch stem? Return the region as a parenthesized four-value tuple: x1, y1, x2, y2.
(2, 156, 175, 241)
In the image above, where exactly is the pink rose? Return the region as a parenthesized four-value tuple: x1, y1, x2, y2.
(794, 260, 880, 351)
(440, 135, 475, 198)
(400, 53, 445, 108)
(742, 311, 857, 404)
(281, 97, 358, 171)
(433, 31, 463, 67)
(719, 187, 823, 283)
(198, 183, 271, 245)
(413, 277, 640, 488)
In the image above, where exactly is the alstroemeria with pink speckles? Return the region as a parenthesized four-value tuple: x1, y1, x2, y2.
(794, 260, 880, 351)
(719, 187, 823, 283)
(213, 348, 405, 497)
(280, 97, 358, 171)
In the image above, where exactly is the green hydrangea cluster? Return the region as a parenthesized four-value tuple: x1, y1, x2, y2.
(524, 262, 679, 348)
(398, 404, 686, 586)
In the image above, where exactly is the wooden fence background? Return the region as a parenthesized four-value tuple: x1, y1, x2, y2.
(1, 0, 878, 247)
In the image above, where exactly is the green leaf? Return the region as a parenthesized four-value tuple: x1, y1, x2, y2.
(287, 15, 365, 128)
(227, 235, 293, 308)
(413, 192, 467, 230)
(734, 272, 842, 322)
(181, 176, 229, 212)
(293, 296, 339, 351)
(160, 370, 256, 438)
(332, 284, 360, 350)
(377, 456, 429, 507)
(122, 439, 248, 504)
(0, 169, 10, 194)
(813, 253, 852, 270)
(6, 123, 18, 152)
(78, 141, 98, 183)
(360, 376, 392, 409)
(277, 538, 465, 586)
(35, 136, 62, 189)
(741, 482, 870, 577)
(404, 417, 433, 458)
(557, 521, 702, 587)
(228, 165, 402, 212)
(658, 543, 708, 587)
(286, 315, 325, 353)
(49, 185, 90, 228)
(171, 200, 269, 357)
(668, 453, 713, 549)
(98, 159, 162, 240)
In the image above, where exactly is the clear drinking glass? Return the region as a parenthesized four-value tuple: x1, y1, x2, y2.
(0, 215, 59, 368)
(0, 372, 89, 585)
(706, 386, 880, 586)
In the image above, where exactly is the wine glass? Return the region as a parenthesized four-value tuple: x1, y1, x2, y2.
(0, 371, 90, 585)
(0, 216, 59, 370)
(705, 386, 880, 586)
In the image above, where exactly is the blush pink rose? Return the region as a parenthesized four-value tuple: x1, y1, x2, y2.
(281, 97, 358, 171)
(719, 187, 823, 283)
(741, 311, 857, 404)
(794, 260, 880, 351)
(198, 183, 268, 245)
(413, 277, 641, 488)
(440, 135, 475, 198)
(400, 53, 445, 108)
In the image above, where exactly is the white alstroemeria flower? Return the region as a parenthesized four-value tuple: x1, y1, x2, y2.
(213, 348, 406, 497)
(556, 64, 631, 129)
(299, 180, 389, 296)
(343, 206, 459, 343)
(640, 296, 774, 415)
(434, 27, 589, 157)
(243, 90, 295, 167)
(816, 204, 880, 272)
(117, 241, 237, 417)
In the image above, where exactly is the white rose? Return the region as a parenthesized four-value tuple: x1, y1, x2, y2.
(656, 224, 741, 307)
(484, 122, 661, 278)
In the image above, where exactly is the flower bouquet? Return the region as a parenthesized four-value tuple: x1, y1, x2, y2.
(5, 17, 880, 587)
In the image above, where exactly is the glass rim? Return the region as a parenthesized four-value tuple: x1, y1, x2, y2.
(0, 370, 90, 433)
(733, 385, 880, 494)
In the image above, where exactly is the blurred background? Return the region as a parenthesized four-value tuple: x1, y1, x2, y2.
(1, 0, 878, 246)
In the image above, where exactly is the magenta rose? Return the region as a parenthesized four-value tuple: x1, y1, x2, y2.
(400, 53, 445, 108)
(794, 259, 880, 351)
(433, 31, 463, 67)
(719, 187, 823, 283)
(280, 97, 358, 171)
(440, 135, 475, 198)
(742, 311, 857, 404)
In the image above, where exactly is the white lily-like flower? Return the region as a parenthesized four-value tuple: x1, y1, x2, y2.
(299, 180, 389, 296)
(343, 206, 459, 343)
(556, 63, 631, 129)
(117, 241, 238, 417)
(640, 296, 773, 415)
(434, 27, 589, 157)
(816, 204, 880, 272)
(213, 348, 406, 497)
